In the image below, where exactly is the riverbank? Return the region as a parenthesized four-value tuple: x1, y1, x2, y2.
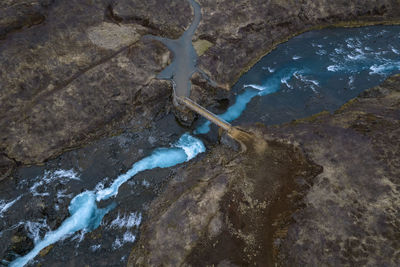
(1, 0, 400, 170)
(128, 74, 400, 266)
(1, 0, 400, 265)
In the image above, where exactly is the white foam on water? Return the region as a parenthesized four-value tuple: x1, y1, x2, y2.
(392, 47, 400, 55)
(10, 191, 114, 267)
(244, 84, 266, 91)
(30, 181, 49, 197)
(335, 48, 345, 54)
(196, 68, 298, 134)
(10, 133, 206, 266)
(112, 238, 123, 250)
(0, 196, 21, 217)
(346, 37, 361, 49)
(347, 53, 365, 60)
(29, 169, 80, 197)
(327, 65, 342, 72)
(295, 73, 320, 87)
(112, 232, 136, 250)
(57, 189, 73, 200)
(109, 212, 142, 229)
(52, 170, 80, 181)
(281, 75, 293, 89)
(175, 134, 206, 161)
(355, 48, 364, 54)
(369, 62, 400, 75)
(316, 49, 327, 56)
(94, 177, 109, 192)
(123, 232, 136, 243)
(96, 133, 205, 201)
(292, 55, 301, 60)
(25, 219, 50, 245)
(11, 25, 400, 267)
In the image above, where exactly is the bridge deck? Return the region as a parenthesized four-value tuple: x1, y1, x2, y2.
(177, 97, 232, 132)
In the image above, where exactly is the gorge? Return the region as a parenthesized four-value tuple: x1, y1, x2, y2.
(0, 0, 400, 266)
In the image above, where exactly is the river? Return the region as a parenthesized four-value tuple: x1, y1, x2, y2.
(1, 18, 399, 267)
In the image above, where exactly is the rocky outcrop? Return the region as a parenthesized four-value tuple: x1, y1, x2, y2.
(1, 0, 400, 169)
(128, 74, 400, 266)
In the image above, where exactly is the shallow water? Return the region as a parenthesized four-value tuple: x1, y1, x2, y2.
(1, 25, 400, 266)
(148, 0, 202, 97)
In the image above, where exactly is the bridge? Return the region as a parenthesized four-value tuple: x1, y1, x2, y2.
(175, 96, 232, 132)
(175, 96, 253, 152)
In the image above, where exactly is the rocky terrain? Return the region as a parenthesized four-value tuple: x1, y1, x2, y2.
(1, 0, 400, 266)
(1, 0, 400, 171)
(128, 74, 400, 266)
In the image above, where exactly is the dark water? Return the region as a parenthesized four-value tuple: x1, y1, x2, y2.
(1, 25, 400, 266)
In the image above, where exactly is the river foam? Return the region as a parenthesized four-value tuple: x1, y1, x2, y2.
(9, 133, 205, 266)
(5, 25, 400, 267)
(195, 25, 400, 134)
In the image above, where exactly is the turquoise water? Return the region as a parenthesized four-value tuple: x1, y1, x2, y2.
(196, 26, 400, 133)
(9, 134, 205, 267)
(5, 25, 400, 266)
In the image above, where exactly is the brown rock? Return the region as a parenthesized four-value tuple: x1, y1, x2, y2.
(0, 0, 400, 166)
(128, 74, 400, 266)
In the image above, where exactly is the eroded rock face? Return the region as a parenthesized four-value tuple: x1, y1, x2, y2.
(128, 74, 400, 266)
(0, 0, 400, 169)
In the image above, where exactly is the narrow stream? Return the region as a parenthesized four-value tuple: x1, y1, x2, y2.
(0, 11, 399, 267)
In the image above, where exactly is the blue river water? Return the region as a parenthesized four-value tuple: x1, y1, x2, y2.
(9, 134, 205, 267)
(196, 25, 400, 133)
(5, 25, 400, 266)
